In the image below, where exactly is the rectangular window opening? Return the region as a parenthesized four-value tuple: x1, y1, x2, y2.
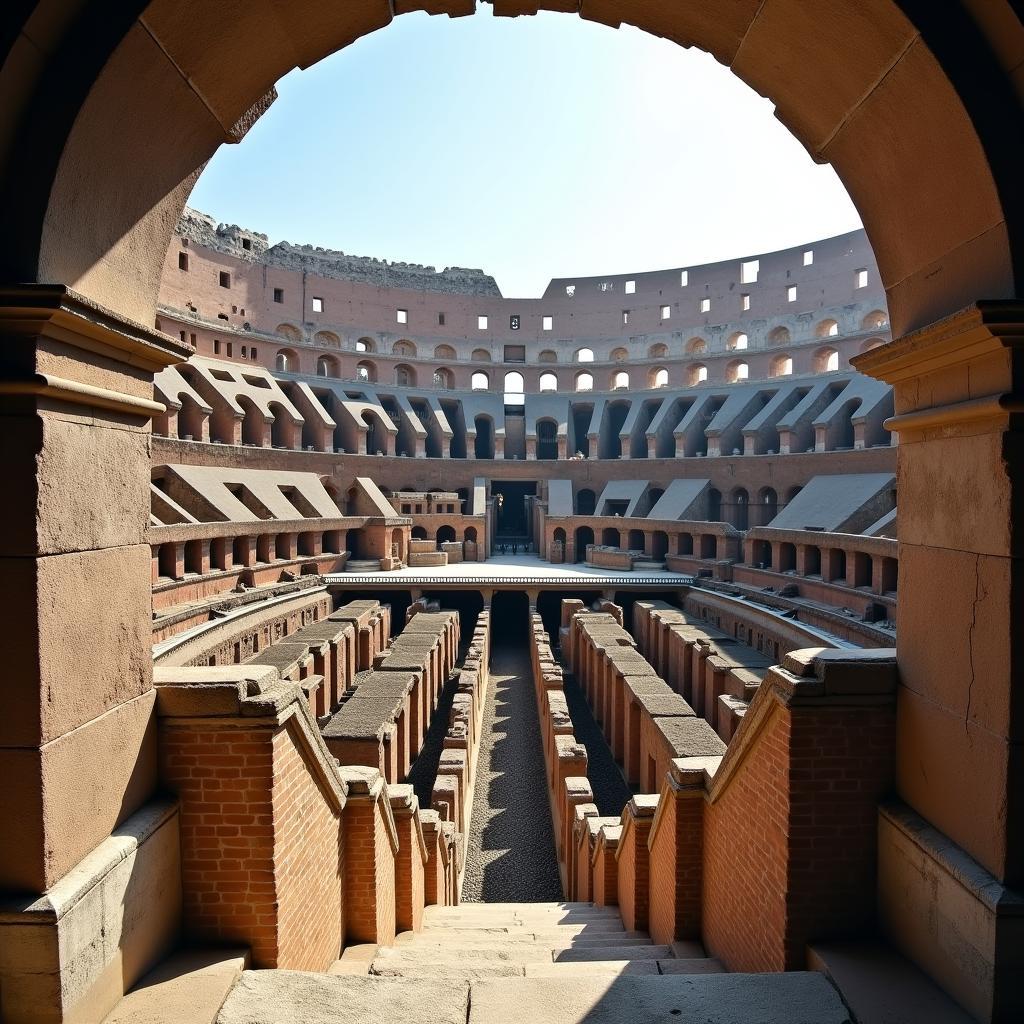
(622, 310, 630, 325)
(273, 287, 284, 303)
(625, 280, 636, 294)
(438, 312, 446, 326)
(178, 252, 189, 271)
(803, 249, 814, 266)
(397, 308, 408, 324)
(680, 270, 689, 287)
(740, 259, 759, 284)
(219, 271, 231, 288)
(741, 293, 751, 311)
(477, 315, 488, 330)
(312, 296, 324, 313)
(660, 305, 671, 320)
(787, 285, 797, 302)
(542, 315, 553, 331)
(700, 298, 711, 313)
(855, 269, 869, 288)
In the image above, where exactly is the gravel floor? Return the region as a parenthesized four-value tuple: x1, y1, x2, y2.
(561, 671, 635, 817)
(460, 644, 563, 903)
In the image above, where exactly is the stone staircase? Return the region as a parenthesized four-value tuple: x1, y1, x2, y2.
(212, 903, 855, 1024)
(344, 902, 722, 979)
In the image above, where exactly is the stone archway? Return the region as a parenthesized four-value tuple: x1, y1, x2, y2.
(2, 5, 1024, 1019)
(0, 4, 1018, 336)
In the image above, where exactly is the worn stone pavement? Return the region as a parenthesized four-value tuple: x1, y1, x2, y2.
(460, 643, 563, 902)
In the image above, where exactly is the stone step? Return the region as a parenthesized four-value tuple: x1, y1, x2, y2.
(218, 972, 469, 1024)
(102, 947, 249, 1024)
(413, 921, 627, 938)
(808, 942, 975, 1024)
(466, 974, 853, 1024)
(552, 944, 673, 962)
(657, 958, 726, 974)
(217, 970, 853, 1024)
(525, 960, 661, 977)
(370, 962, 525, 981)
(397, 932, 652, 951)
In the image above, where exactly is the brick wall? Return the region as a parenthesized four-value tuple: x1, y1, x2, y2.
(343, 797, 396, 944)
(703, 703, 790, 971)
(159, 716, 345, 969)
(160, 722, 281, 965)
(272, 723, 345, 968)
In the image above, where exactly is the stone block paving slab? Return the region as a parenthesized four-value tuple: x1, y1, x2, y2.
(466, 974, 853, 1024)
(216, 972, 468, 1024)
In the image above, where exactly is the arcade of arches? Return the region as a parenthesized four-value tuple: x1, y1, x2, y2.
(1, 3, 1023, 1023)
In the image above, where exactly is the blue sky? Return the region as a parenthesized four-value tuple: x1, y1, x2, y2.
(188, 5, 861, 298)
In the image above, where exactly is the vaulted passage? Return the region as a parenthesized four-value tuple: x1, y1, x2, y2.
(461, 595, 562, 902)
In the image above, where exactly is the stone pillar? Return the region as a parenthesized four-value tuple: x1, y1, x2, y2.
(525, 437, 537, 460)
(0, 287, 185, 892)
(647, 756, 717, 945)
(855, 305, 1024, 1021)
(616, 795, 659, 932)
(389, 784, 426, 935)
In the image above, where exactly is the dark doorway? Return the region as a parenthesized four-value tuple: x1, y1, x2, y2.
(491, 590, 529, 647)
(423, 590, 484, 651)
(492, 481, 537, 545)
(330, 588, 411, 638)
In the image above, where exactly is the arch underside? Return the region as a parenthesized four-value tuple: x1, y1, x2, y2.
(0, 1, 1019, 340)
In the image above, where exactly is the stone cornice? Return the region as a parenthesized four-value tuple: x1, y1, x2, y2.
(0, 284, 191, 370)
(851, 300, 1024, 385)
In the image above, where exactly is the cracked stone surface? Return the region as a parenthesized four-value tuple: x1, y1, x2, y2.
(461, 644, 563, 903)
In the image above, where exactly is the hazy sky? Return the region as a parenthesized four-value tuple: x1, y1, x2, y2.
(188, 5, 861, 298)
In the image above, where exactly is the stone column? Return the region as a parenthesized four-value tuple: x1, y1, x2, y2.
(0, 287, 189, 1021)
(855, 303, 1024, 1021)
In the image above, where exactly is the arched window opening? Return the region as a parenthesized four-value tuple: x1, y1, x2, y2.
(726, 360, 749, 383)
(472, 348, 491, 362)
(610, 347, 629, 362)
(575, 347, 594, 363)
(434, 343, 456, 359)
(707, 488, 722, 522)
(686, 337, 706, 355)
(815, 347, 840, 372)
(817, 318, 840, 339)
(732, 488, 749, 530)
(649, 367, 669, 388)
(356, 360, 376, 382)
(727, 332, 748, 351)
(574, 526, 594, 563)
(539, 372, 558, 392)
(316, 355, 337, 377)
(861, 310, 889, 331)
(504, 371, 525, 399)
(768, 325, 791, 346)
(433, 368, 452, 389)
(356, 337, 375, 353)
(437, 525, 456, 544)
(473, 415, 494, 459)
(537, 419, 558, 460)
(315, 330, 340, 349)
(276, 324, 301, 344)
(393, 339, 417, 357)
(759, 487, 778, 525)
(275, 349, 294, 372)
(471, 371, 489, 391)
(395, 363, 416, 387)
(576, 489, 596, 516)
(649, 343, 669, 359)
(575, 372, 594, 392)
(770, 353, 793, 377)
(612, 371, 629, 390)
(688, 363, 708, 386)
(602, 527, 620, 547)
(538, 350, 558, 363)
